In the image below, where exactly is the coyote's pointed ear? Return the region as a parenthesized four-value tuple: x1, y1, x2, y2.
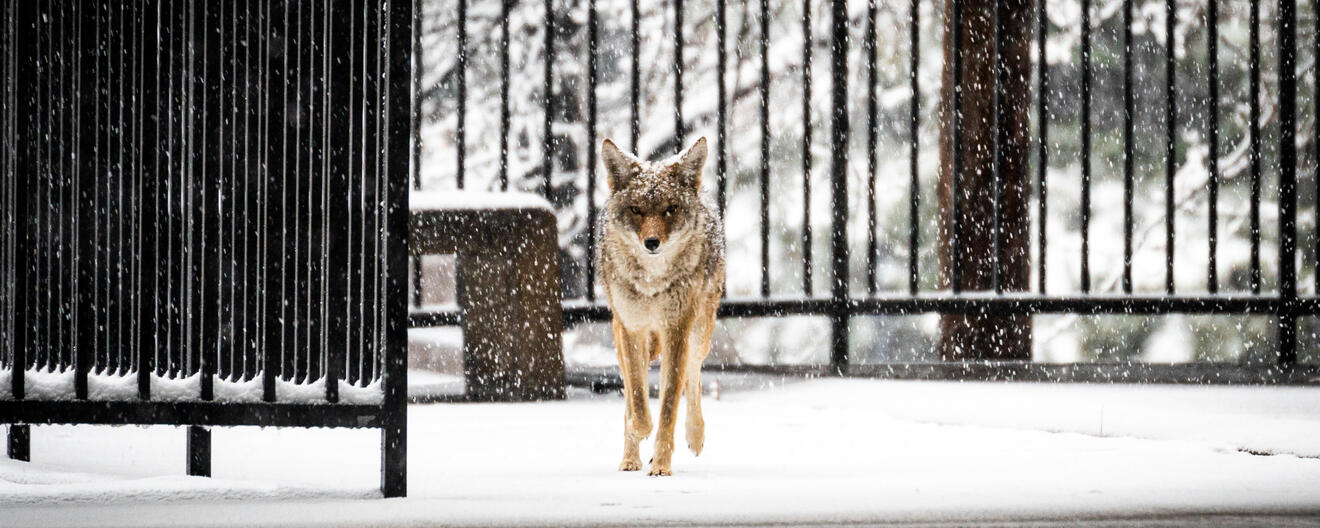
(602, 138, 639, 192)
(674, 137, 707, 189)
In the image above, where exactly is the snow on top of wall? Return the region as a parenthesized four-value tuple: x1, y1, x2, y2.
(409, 190, 552, 212)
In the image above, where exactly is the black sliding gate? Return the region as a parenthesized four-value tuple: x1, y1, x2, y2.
(0, 1, 412, 496)
(415, 0, 1320, 383)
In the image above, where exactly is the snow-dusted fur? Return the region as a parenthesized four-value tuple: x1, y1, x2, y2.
(598, 137, 725, 476)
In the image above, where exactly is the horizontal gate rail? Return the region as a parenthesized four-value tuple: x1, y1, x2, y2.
(412, 295, 1320, 327)
(0, 401, 387, 429)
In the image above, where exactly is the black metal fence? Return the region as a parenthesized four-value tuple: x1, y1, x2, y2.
(416, 0, 1320, 382)
(0, 0, 412, 497)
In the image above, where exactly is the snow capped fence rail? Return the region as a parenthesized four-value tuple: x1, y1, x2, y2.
(0, 0, 412, 497)
(417, 0, 1320, 379)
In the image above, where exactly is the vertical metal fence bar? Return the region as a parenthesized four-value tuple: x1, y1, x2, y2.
(1036, 0, 1048, 295)
(992, 0, 1004, 294)
(12, 0, 34, 402)
(345, 0, 363, 386)
(201, 0, 221, 400)
(139, 0, 159, 399)
(1277, 0, 1298, 365)
(187, 0, 201, 382)
(114, 0, 127, 378)
(307, 0, 321, 381)
(1164, 0, 1176, 294)
(124, 0, 138, 376)
(908, 0, 919, 296)
(327, 0, 350, 400)
(284, 0, 302, 383)
(3, 0, 10, 376)
(1316, 0, 1320, 297)
(716, 0, 727, 218)
(1249, 0, 1262, 295)
(950, 0, 964, 294)
(674, 0, 684, 148)
(47, 0, 55, 373)
(263, 0, 284, 401)
(379, 0, 394, 385)
(759, 0, 770, 298)
(170, 0, 184, 376)
(828, 0, 848, 374)
(305, 0, 322, 383)
(865, 0, 877, 296)
(36, 2, 56, 387)
(499, 0, 510, 190)
(1, 0, 8, 375)
(224, 0, 238, 381)
(371, 0, 387, 384)
(190, 0, 211, 396)
(168, 0, 179, 378)
(77, 0, 98, 395)
(800, 0, 813, 296)
(586, 0, 598, 303)
(1206, 0, 1219, 293)
(245, 0, 263, 384)
(1121, 0, 1133, 294)
(629, 0, 639, 152)
(409, 0, 421, 329)
(57, 2, 71, 374)
(285, 0, 301, 383)
(36, 0, 48, 373)
(1079, 0, 1091, 293)
(542, 0, 554, 196)
(456, 0, 466, 190)
(321, 0, 336, 399)
(60, 1, 70, 372)
(1, 0, 6, 376)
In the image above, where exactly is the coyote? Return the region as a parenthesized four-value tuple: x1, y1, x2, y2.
(598, 137, 725, 476)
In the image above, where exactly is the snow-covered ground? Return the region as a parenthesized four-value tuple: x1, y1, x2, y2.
(3, 379, 1320, 526)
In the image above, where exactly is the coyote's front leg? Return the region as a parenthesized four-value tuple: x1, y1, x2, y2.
(613, 318, 650, 471)
(648, 312, 694, 476)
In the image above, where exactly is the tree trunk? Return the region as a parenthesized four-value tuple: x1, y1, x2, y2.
(937, 0, 1033, 360)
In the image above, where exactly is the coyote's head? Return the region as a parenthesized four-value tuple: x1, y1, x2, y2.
(601, 137, 708, 256)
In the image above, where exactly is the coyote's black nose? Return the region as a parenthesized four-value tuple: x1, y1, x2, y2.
(644, 238, 661, 251)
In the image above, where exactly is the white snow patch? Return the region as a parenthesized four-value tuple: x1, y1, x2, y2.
(409, 190, 551, 212)
(0, 369, 381, 404)
(4, 379, 1320, 526)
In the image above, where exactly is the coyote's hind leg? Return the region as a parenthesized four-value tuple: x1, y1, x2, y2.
(685, 296, 716, 456)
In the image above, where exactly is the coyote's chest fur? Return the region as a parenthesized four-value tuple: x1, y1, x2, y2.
(601, 230, 708, 331)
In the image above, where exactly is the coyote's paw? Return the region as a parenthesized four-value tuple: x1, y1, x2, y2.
(646, 464, 673, 477)
(686, 421, 704, 456)
(618, 458, 643, 471)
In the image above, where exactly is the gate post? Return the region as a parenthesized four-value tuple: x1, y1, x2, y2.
(380, 0, 415, 499)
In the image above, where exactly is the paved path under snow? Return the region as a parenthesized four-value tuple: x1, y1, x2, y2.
(2, 379, 1320, 526)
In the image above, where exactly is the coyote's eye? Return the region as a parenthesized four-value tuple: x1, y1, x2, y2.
(664, 205, 677, 216)
(629, 206, 642, 215)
